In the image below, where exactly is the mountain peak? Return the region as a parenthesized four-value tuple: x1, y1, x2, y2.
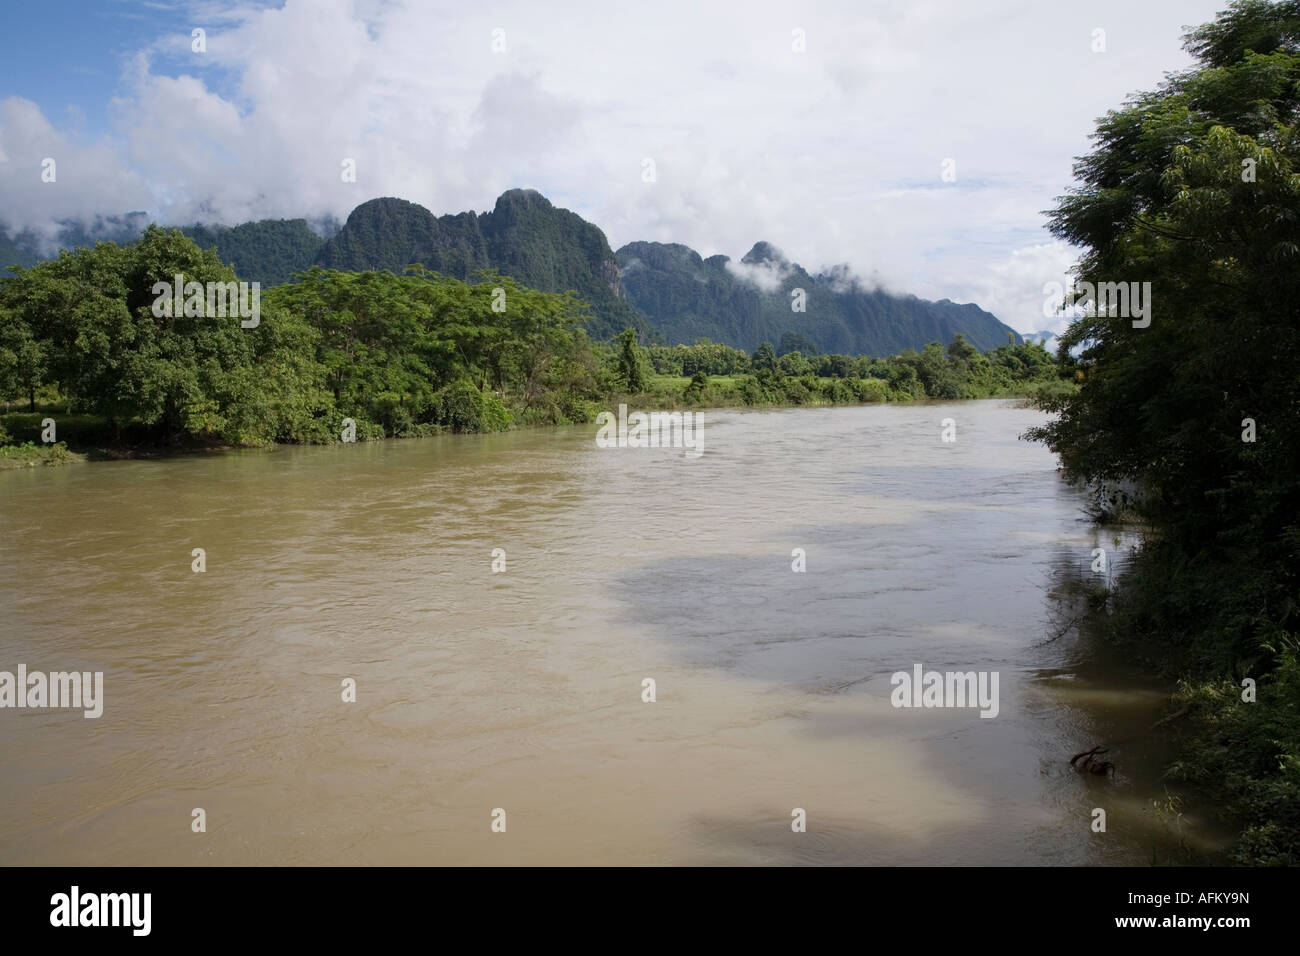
(494, 188, 553, 211)
(741, 241, 788, 266)
(343, 196, 434, 223)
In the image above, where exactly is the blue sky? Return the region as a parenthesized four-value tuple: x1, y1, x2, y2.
(2, 2, 208, 139)
(0, 0, 1230, 333)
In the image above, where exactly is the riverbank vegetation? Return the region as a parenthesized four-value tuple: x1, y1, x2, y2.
(1029, 0, 1300, 864)
(0, 421, 82, 469)
(0, 226, 1067, 455)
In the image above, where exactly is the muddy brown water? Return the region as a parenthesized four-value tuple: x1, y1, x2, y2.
(0, 400, 1230, 864)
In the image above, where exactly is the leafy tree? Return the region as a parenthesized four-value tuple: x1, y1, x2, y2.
(777, 350, 813, 377)
(947, 332, 980, 366)
(777, 331, 819, 356)
(683, 371, 709, 402)
(0, 305, 46, 411)
(617, 327, 646, 392)
(751, 341, 777, 373)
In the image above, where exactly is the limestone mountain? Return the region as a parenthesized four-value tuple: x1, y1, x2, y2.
(2, 190, 1021, 352)
(315, 190, 651, 341)
(615, 239, 1021, 354)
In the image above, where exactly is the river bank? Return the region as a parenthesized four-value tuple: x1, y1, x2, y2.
(0, 375, 1070, 467)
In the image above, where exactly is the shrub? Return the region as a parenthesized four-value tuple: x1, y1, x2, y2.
(855, 378, 889, 403)
(435, 379, 513, 433)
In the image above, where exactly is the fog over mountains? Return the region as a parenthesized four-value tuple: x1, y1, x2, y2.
(0, 188, 1021, 354)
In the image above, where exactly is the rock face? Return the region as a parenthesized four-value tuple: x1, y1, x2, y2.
(615, 241, 762, 348)
(616, 239, 1021, 354)
(2, 213, 152, 274)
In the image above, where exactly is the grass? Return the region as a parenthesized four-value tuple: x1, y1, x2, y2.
(0, 441, 84, 470)
(0, 412, 122, 447)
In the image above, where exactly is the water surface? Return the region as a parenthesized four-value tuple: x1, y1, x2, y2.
(0, 400, 1227, 864)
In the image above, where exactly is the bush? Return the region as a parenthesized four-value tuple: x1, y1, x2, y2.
(0, 413, 119, 448)
(435, 380, 513, 433)
(784, 378, 813, 405)
(1167, 652, 1300, 866)
(819, 377, 857, 404)
(683, 372, 709, 403)
(373, 391, 413, 437)
(855, 378, 889, 403)
(737, 376, 771, 406)
(0, 441, 81, 468)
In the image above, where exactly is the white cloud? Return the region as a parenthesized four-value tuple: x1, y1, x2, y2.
(955, 240, 1083, 337)
(725, 247, 792, 292)
(0, 96, 153, 251)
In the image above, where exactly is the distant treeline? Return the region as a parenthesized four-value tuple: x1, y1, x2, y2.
(0, 226, 1066, 451)
(641, 335, 1065, 403)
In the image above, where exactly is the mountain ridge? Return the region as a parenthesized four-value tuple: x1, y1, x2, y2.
(616, 238, 1019, 353)
(0, 191, 1021, 353)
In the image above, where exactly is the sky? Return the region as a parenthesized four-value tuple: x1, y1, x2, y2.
(0, 0, 1229, 335)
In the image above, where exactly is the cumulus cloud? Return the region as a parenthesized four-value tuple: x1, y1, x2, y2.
(956, 240, 1084, 339)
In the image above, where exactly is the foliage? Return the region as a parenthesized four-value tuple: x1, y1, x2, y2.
(616, 328, 646, 392)
(0, 440, 81, 469)
(0, 227, 1065, 453)
(0, 232, 597, 445)
(1028, 0, 1300, 863)
(182, 219, 325, 287)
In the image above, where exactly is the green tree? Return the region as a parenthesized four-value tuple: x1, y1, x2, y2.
(617, 327, 646, 393)
(0, 305, 46, 411)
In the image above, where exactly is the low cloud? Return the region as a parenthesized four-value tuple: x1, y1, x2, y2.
(725, 253, 791, 293)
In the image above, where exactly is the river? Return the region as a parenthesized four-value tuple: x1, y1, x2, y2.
(0, 399, 1229, 864)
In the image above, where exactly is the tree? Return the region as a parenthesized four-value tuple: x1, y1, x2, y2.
(778, 350, 813, 377)
(751, 341, 777, 373)
(777, 331, 819, 356)
(617, 327, 646, 393)
(0, 305, 46, 410)
(684, 371, 709, 401)
(947, 333, 979, 366)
